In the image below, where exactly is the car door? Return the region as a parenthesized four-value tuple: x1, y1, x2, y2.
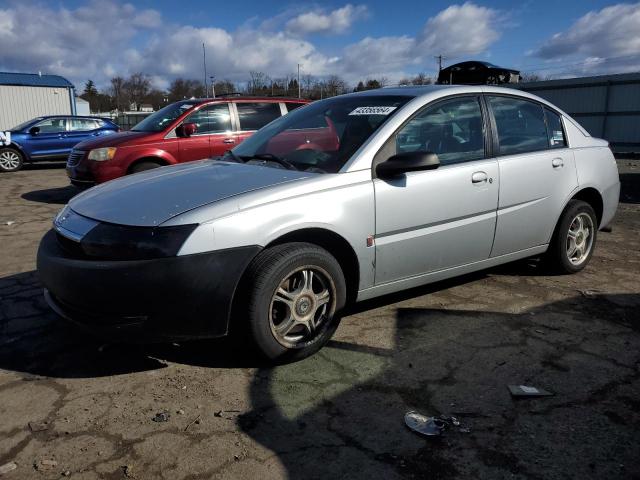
(177, 105, 216, 162)
(232, 101, 283, 146)
(486, 95, 578, 257)
(66, 118, 102, 151)
(29, 118, 69, 157)
(374, 95, 499, 284)
(205, 103, 236, 157)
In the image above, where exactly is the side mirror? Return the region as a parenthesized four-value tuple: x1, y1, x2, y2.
(29, 126, 40, 136)
(176, 122, 197, 138)
(376, 151, 440, 178)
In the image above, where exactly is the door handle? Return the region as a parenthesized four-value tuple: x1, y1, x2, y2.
(223, 138, 235, 144)
(471, 171, 488, 184)
(552, 157, 564, 168)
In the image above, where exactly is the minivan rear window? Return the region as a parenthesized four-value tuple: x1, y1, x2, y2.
(237, 103, 282, 131)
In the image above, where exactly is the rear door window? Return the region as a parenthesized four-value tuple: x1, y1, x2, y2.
(237, 102, 282, 131)
(544, 108, 567, 148)
(488, 96, 549, 155)
(69, 119, 99, 131)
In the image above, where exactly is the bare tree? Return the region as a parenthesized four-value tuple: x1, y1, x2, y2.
(411, 72, 432, 85)
(123, 73, 151, 111)
(249, 71, 267, 94)
(520, 72, 542, 83)
(109, 76, 126, 111)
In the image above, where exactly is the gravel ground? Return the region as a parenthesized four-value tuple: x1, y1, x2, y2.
(0, 160, 638, 479)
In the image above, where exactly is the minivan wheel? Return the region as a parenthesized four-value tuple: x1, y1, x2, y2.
(243, 242, 346, 362)
(546, 200, 597, 274)
(0, 148, 24, 172)
(130, 161, 162, 174)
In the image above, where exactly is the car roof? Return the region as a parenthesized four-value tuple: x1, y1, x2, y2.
(195, 96, 309, 104)
(36, 115, 113, 121)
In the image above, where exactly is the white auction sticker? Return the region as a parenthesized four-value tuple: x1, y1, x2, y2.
(349, 106, 397, 116)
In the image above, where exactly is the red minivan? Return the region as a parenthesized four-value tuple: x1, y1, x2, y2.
(67, 97, 309, 186)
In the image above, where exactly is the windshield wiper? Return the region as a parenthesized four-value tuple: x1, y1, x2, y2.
(240, 153, 298, 171)
(222, 150, 245, 163)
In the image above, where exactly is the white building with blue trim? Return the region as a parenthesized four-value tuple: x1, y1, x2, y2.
(0, 72, 76, 131)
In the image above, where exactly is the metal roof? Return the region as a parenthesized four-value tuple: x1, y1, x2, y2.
(0, 72, 74, 88)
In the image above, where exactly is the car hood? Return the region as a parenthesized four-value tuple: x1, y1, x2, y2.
(75, 130, 152, 150)
(69, 160, 314, 226)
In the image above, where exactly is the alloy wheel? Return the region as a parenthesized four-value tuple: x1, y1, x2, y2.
(566, 212, 594, 266)
(269, 266, 336, 348)
(0, 151, 21, 170)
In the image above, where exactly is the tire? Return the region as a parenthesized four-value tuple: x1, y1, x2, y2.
(242, 242, 346, 362)
(130, 161, 162, 174)
(545, 200, 598, 274)
(0, 148, 24, 172)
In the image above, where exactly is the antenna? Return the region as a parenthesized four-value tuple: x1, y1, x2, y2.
(434, 55, 446, 72)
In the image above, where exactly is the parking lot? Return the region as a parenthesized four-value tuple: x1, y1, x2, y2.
(0, 161, 638, 479)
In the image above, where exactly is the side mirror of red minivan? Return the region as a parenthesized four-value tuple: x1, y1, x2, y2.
(176, 123, 197, 138)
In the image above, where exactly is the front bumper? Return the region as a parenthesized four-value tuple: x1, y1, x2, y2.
(37, 230, 260, 340)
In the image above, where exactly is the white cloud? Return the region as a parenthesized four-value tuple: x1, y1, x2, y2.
(286, 4, 368, 35)
(338, 2, 502, 83)
(0, 1, 505, 89)
(0, 0, 161, 86)
(418, 2, 501, 56)
(532, 3, 640, 75)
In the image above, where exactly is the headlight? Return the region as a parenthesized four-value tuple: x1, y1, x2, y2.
(78, 223, 198, 260)
(88, 147, 117, 161)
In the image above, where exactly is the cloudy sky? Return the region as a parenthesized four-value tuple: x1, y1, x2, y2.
(0, 0, 639, 90)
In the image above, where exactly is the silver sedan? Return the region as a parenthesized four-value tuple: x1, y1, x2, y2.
(38, 85, 620, 361)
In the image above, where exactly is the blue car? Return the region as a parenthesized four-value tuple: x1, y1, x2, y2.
(0, 116, 119, 172)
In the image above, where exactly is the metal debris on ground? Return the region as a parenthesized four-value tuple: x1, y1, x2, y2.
(578, 289, 600, 297)
(184, 415, 201, 432)
(28, 421, 48, 432)
(5, 221, 15, 226)
(152, 412, 170, 422)
(404, 411, 446, 436)
(508, 385, 554, 397)
(0, 462, 17, 475)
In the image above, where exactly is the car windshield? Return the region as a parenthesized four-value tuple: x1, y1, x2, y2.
(11, 118, 42, 131)
(131, 101, 199, 132)
(230, 95, 411, 173)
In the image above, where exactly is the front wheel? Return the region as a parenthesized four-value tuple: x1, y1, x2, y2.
(242, 242, 346, 362)
(546, 200, 598, 274)
(0, 148, 24, 172)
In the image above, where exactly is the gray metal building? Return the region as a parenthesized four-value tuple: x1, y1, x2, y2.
(0, 72, 77, 131)
(515, 72, 640, 153)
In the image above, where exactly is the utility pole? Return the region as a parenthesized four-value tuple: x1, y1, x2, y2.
(297, 63, 301, 98)
(210, 75, 215, 98)
(434, 55, 445, 72)
(202, 43, 208, 98)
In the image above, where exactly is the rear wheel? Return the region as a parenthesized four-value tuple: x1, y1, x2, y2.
(130, 161, 162, 174)
(0, 148, 24, 172)
(242, 242, 346, 362)
(546, 200, 597, 274)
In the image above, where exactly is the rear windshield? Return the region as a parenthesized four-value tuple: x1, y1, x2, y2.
(131, 101, 198, 132)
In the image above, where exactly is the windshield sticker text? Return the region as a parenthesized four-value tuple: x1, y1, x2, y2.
(349, 106, 397, 116)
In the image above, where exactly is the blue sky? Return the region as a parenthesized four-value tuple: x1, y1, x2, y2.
(0, 0, 638, 89)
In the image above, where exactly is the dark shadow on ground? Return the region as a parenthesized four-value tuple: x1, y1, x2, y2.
(620, 172, 640, 204)
(239, 292, 640, 479)
(21, 161, 66, 171)
(21, 185, 78, 205)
